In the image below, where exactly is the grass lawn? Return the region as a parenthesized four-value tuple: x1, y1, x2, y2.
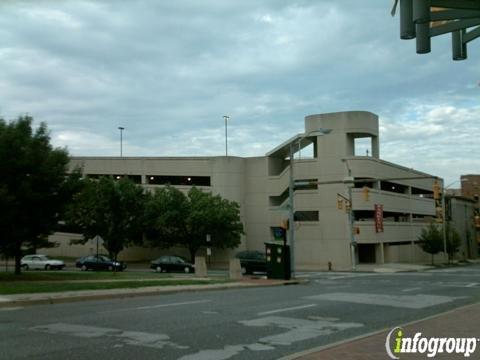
(0, 276, 228, 295)
(0, 271, 172, 282)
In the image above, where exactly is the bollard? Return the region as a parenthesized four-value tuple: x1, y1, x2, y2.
(194, 256, 207, 277)
(229, 258, 242, 280)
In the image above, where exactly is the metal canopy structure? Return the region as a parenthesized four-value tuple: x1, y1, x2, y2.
(392, 0, 480, 60)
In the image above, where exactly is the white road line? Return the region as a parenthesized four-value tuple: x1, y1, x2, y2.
(99, 299, 211, 313)
(306, 293, 459, 309)
(31, 323, 188, 350)
(401, 287, 421, 292)
(135, 299, 211, 310)
(257, 304, 316, 316)
(436, 282, 479, 288)
(0, 306, 23, 311)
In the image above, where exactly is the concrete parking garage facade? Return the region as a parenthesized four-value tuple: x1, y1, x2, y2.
(48, 111, 457, 270)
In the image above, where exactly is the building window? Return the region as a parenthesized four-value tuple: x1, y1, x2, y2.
(411, 187, 434, 198)
(113, 175, 142, 184)
(380, 181, 407, 194)
(147, 175, 211, 186)
(354, 137, 372, 156)
(295, 179, 318, 190)
(294, 211, 319, 222)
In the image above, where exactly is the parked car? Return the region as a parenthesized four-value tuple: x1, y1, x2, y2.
(75, 255, 126, 271)
(21, 254, 65, 270)
(236, 250, 266, 275)
(150, 255, 195, 273)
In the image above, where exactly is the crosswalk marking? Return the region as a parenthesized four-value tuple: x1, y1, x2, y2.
(305, 293, 460, 309)
(31, 323, 188, 350)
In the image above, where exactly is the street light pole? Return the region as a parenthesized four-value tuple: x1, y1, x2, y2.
(118, 127, 125, 157)
(441, 178, 448, 262)
(288, 143, 296, 278)
(342, 159, 356, 271)
(347, 177, 356, 271)
(223, 115, 229, 157)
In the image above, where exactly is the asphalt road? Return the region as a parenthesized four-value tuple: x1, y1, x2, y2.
(2, 265, 480, 360)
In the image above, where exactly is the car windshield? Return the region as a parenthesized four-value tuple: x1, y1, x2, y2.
(256, 253, 266, 260)
(99, 256, 112, 262)
(38, 255, 50, 261)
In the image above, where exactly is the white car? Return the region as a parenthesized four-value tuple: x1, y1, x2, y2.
(21, 255, 65, 270)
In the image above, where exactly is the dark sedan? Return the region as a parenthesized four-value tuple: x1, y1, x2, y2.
(76, 255, 127, 271)
(236, 250, 266, 275)
(150, 256, 194, 273)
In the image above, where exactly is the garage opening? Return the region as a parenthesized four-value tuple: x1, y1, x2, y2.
(358, 244, 376, 263)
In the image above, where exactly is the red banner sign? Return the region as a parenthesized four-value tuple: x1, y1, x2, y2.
(375, 204, 384, 233)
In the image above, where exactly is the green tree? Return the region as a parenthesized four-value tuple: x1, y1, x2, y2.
(67, 177, 145, 260)
(145, 186, 243, 263)
(0, 116, 79, 274)
(446, 224, 462, 263)
(418, 223, 444, 265)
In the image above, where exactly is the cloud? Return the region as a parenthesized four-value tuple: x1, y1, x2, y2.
(380, 104, 480, 185)
(0, 0, 478, 186)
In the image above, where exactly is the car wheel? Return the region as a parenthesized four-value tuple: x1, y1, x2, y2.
(23, 264, 29, 271)
(184, 266, 191, 273)
(45, 264, 51, 270)
(81, 265, 87, 271)
(108, 265, 113, 271)
(241, 266, 247, 275)
(155, 265, 162, 273)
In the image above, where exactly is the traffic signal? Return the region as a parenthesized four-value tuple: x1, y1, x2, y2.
(362, 186, 370, 201)
(433, 180, 441, 200)
(280, 219, 289, 230)
(345, 200, 351, 212)
(337, 198, 343, 210)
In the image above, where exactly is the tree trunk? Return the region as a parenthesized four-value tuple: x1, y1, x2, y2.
(431, 253, 434, 266)
(189, 247, 198, 264)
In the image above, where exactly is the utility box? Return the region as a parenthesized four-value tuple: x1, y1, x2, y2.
(265, 242, 291, 280)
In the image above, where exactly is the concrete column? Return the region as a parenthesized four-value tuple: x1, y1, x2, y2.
(194, 257, 207, 277)
(229, 258, 242, 280)
(372, 136, 380, 158)
(376, 243, 385, 264)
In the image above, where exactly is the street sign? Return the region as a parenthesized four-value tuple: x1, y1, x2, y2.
(375, 204, 384, 233)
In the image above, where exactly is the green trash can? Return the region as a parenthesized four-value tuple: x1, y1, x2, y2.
(265, 242, 291, 280)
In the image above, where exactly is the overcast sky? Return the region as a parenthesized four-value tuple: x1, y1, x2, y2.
(0, 1, 479, 185)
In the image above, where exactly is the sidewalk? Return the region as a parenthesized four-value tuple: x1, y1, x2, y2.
(0, 277, 303, 308)
(287, 302, 480, 360)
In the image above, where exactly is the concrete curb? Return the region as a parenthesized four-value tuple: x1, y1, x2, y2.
(0, 279, 306, 308)
(278, 301, 480, 360)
